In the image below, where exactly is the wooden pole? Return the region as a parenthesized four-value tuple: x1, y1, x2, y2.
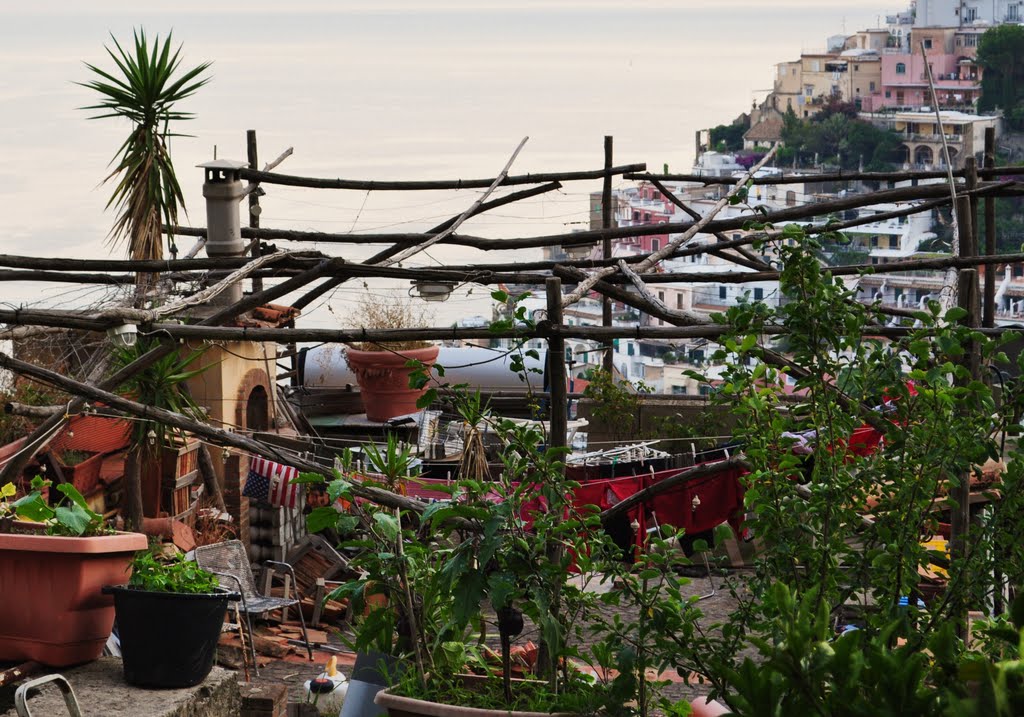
(602, 136, 614, 375)
(247, 130, 263, 293)
(983, 128, 997, 328)
(0, 260, 336, 486)
(546, 277, 568, 455)
(540, 276, 567, 683)
(952, 194, 979, 638)
(239, 163, 646, 191)
(166, 179, 1022, 254)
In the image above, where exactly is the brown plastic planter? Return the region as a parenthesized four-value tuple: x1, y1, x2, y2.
(0, 530, 147, 667)
(375, 676, 578, 717)
(347, 345, 439, 422)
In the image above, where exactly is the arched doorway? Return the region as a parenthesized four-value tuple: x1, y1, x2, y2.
(914, 146, 934, 167)
(246, 384, 270, 432)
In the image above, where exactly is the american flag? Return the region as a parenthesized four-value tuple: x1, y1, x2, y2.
(243, 456, 302, 508)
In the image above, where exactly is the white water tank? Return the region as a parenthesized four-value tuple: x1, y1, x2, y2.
(301, 345, 548, 392)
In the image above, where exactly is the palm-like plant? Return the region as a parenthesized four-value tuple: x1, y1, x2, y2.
(112, 338, 209, 530)
(79, 29, 211, 264)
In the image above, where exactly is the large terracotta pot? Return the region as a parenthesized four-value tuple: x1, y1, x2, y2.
(346, 345, 440, 422)
(0, 530, 147, 667)
(375, 676, 577, 717)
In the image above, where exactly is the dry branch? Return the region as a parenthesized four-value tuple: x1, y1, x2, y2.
(379, 137, 529, 267)
(0, 352, 432, 516)
(562, 147, 779, 307)
(238, 163, 646, 191)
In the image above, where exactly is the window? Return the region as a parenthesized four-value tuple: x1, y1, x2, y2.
(691, 350, 705, 365)
(754, 287, 764, 301)
(718, 286, 727, 300)
(658, 291, 665, 302)
(671, 385, 688, 395)
(699, 385, 712, 397)
(1009, 5, 1019, 21)
(923, 38, 932, 49)
(896, 62, 906, 75)
(854, 64, 860, 71)
(811, 60, 820, 72)
(885, 90, 892, 98)
(964, 7, 977, 22)
(652, 239, 660, 251)
(804, 85, 814, 97)
(643, 212, 650, 222)
(870, 81, 876, 92)
(677, 294, 684, 309)
(627, 343, 636, 356)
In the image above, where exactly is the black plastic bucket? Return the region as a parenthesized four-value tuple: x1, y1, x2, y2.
(103, 584, 239, 688)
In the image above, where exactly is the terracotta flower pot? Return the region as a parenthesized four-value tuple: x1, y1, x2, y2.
(375, 676, 578, 717)
(346, 345, 440, 422)
(0, 530, 147, 667)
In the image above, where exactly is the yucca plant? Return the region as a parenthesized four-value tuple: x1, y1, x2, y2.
(79, 29, 211, 269)
(112, 338, 210, 530)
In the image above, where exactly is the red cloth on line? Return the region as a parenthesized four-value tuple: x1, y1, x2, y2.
(647, 466, 746, 538)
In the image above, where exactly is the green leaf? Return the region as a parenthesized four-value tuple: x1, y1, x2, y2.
(291, 471, 326, 485)
(306, 506, 341, 534)
(372, 512, 400, 542)
(1011, 594, 1024, 631)
(54, 505, 92, 536)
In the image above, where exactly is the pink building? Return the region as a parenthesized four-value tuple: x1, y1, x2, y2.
(863, 51, 982, 111)
(612, 183, 672, 255)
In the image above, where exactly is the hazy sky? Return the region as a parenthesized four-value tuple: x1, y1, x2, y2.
(0, 0, 896, 320)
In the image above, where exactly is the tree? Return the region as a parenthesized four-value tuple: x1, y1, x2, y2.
(79, 30, 211, 267)
(977, 24, 1024, 130)
(709, 120, 748, 152)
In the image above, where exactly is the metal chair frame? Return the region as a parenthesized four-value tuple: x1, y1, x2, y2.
(15, 674, 82, 717)
(194, 540, 314, 675)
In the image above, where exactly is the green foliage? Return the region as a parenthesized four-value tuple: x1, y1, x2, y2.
(129, 548, 219, 594)
(79, 29, 211, 262)
(709, 120, 748, 152)
(679, 221, 1024, 713)
(304, 357, 704, 715)
(11, 475, 108, 536)
(781, 107, 902, 170)
(0, 382, 65, 447)
(720, 586, 1024, 716)
(111, 338, 208, 454)
(977, 25, 1024, 130)
(582, 369, 644, 442)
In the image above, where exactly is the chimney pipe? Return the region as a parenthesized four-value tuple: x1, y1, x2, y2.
(199, 160, 249, 306)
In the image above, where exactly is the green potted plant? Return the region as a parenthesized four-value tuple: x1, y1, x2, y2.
(302, 348, 703, 717)
(344, 295, 439, 422)
(0, 477, 147, 667)
(103, 547, 239, 687)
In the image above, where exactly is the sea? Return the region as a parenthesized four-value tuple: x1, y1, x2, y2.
(0, 0, 895, 329)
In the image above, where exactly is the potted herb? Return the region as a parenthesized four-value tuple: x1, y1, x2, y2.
(303, 371, 701, 717)
(344, 296, 439, 422)
(104, 548, 239, 687)
(0, 477, 147, 667)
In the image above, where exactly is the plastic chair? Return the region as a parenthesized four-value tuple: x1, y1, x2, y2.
(193, 539, 313, 673)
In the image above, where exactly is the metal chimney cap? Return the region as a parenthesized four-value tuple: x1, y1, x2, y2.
(197, 159, 249, 171)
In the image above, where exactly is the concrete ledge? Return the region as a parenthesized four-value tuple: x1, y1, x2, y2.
(0, 658, 238, 717)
